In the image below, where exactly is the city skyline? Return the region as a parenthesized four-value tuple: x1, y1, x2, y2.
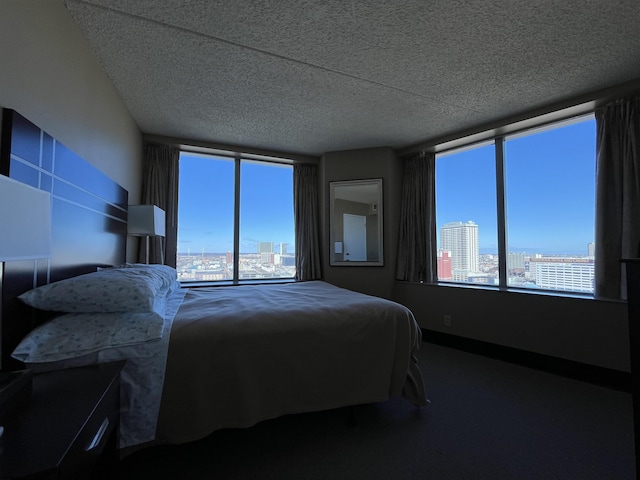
(178, 242, 294, 256)
(437, 221, 595, 293)
(436, 116, 596, 256)
(178, 117, 595, 258)
(177, 154, 295, 254)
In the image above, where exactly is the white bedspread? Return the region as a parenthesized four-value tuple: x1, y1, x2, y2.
(155, 281, 427, 444)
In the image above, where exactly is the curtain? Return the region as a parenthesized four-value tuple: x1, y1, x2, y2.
(395, 151, 436, 282)
(139, 143, 179, 266)
(595, 97, 640, 300)
(293, 164, 322, 281)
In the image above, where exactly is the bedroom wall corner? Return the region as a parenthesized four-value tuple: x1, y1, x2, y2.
(320, 146, 402, 299)
(0, 0, 143, 210)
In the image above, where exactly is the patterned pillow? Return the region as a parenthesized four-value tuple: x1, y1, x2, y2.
(19, 268, 169, 313)
(114, 263, 179, 293)
(11, 310, 164, 363)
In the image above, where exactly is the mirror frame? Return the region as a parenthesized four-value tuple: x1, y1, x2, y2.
(329, 178, 384, 266)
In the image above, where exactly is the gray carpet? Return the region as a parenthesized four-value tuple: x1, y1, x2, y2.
(113, 343, 635, 479)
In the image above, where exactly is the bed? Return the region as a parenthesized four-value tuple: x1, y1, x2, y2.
(0, 109, 427, 451)
(11, 265, 427, 449)
(157, 280, 427, 445)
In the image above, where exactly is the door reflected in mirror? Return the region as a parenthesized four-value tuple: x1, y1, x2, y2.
(329, 179, 383, 266)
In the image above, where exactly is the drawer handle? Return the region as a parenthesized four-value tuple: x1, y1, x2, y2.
(86, 417, 110, 451)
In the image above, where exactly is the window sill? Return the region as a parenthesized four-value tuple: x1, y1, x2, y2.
(179, 278, 296, 288)
(397, 280, 624, 303)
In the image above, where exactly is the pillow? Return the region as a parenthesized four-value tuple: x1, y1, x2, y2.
(114, 263, 180, 294)
(11, 310, 164, 363)
(19, 267, 169, 313)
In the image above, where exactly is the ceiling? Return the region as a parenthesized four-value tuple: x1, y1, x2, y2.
(64, 0, 640, 158)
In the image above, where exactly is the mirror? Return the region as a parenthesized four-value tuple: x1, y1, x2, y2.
(329, 179, 383, 266)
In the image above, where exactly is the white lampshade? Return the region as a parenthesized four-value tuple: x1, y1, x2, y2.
(0, 175, 51, 261)
(128, 205, 166, 237)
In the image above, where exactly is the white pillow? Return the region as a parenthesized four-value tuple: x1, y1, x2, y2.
(114, 264, 180, 294)
(11, 310, 164, 363)
(19, 268, 169, 313)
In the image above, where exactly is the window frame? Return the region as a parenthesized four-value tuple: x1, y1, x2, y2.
(434, 112, 596, 297)
(177, 150, 296, 285)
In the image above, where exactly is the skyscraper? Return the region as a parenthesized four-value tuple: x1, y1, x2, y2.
(507, 252, 526, 272)
(258, 242, 274, 254)
(440, 221, 479, 274)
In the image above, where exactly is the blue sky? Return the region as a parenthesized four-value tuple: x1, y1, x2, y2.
(436, 116, 596, 255)
(177, 155, 294, 254)
(178, 116, 596, 256)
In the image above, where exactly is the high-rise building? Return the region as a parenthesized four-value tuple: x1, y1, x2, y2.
(437, 250, 453, 280)
(260, 252, 275, 264)
(587, 242, 595, 257)
(258, 242, 274, 254)
(507, 252, 526, 272)
(440, 221, 479, 274)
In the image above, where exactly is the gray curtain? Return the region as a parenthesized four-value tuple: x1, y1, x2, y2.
(293, 164, 322, 281)
(139, 143, 179, 266)
(595, 97, 640, 300)
(395, 151, 437, 282)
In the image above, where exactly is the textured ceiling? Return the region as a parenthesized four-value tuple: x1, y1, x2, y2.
(64, 0, 640, 157)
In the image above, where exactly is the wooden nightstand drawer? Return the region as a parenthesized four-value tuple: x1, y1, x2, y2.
(0, 361, 124, 480)
(58, 370, 120, 479)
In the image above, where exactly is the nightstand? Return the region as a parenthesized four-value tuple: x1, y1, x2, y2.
(0, 361, 124, 480)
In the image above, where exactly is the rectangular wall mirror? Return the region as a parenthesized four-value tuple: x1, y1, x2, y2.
(329, 178, 383, 266)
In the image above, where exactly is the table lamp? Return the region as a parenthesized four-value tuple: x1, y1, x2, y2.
(128, 205, 166, 264)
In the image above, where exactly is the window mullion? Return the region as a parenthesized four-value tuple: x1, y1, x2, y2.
(495, 137, 508, 289)
(233, 156, 241, 283)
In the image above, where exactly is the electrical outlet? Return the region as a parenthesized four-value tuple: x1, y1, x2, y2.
(443, 315, 452, 327)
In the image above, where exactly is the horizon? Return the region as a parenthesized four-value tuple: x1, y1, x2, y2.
(177, 250, 296, 256)
(177, 155, 295, 254)
(436, 116, 596, 255)
(178, 117, 595, 261)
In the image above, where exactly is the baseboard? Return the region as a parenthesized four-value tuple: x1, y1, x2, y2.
(422, 329, 631, 392)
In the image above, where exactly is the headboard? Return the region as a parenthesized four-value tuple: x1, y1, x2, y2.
(0, 109, 128, 370)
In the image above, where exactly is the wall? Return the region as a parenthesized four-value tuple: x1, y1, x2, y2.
(0, 1, 142, 260)
(320, 147, 402, 299)
(394, 282, 630, 372)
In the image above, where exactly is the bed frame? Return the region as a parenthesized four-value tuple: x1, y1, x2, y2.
(0, 109, 128, 370)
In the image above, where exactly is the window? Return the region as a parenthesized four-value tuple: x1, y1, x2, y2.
(436, 142, 499, 285)
(177, 152, 295, 283)
(504, 118, 596, 293)
(435, 114, 596, 294)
